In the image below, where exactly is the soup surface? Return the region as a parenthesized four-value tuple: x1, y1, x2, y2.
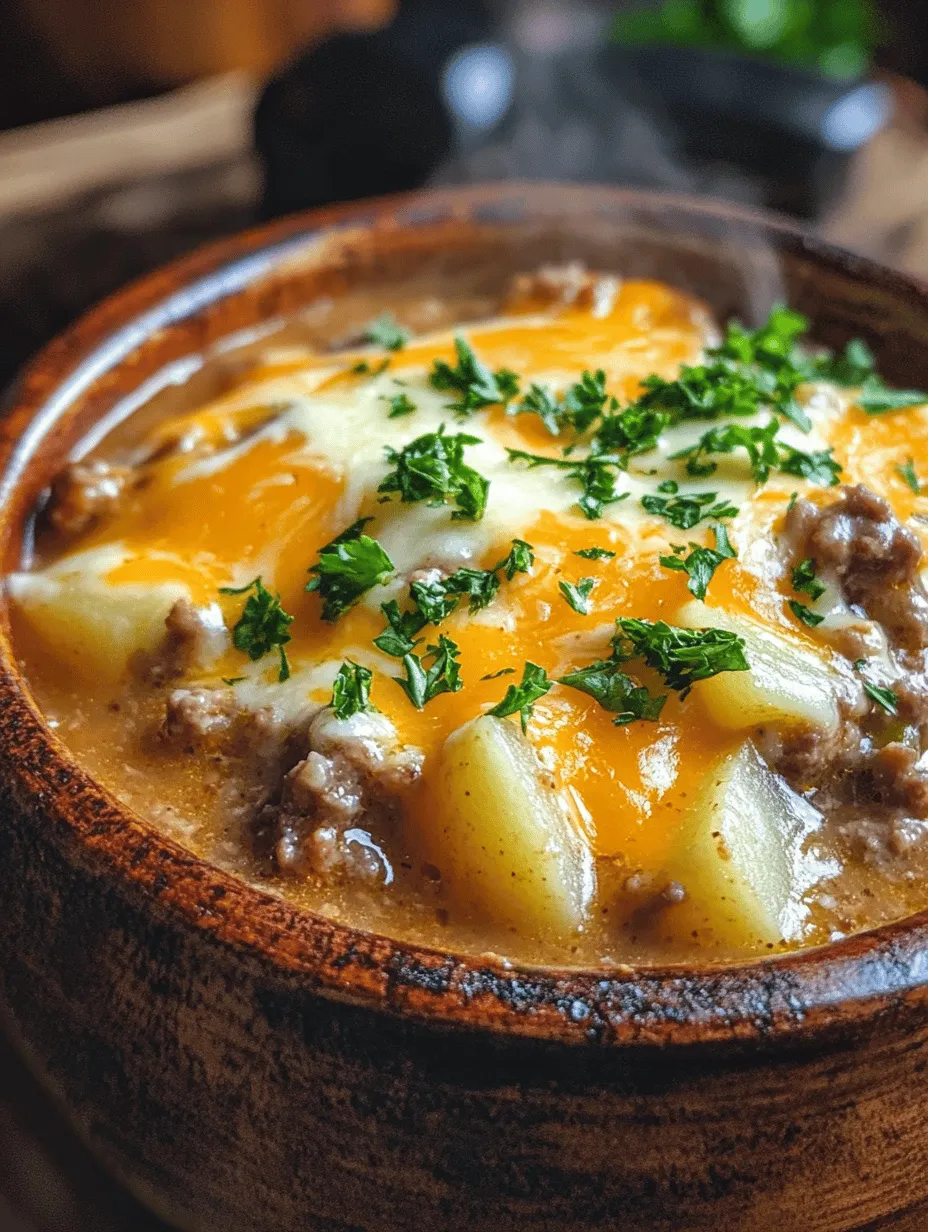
(9, 265, 928, 967)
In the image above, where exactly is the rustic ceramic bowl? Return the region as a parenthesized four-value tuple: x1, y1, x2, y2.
(3, 184, 928, 1232)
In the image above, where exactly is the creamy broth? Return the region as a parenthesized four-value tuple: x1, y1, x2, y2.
(10, 267, 928, 968)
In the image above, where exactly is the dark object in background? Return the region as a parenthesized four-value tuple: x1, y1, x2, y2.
(602, 44, 892, 217)
(255, 0, 890, 223)
(255, 0, 493, 218)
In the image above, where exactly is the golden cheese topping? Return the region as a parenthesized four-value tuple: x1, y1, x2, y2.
(10, 273, 928, 967)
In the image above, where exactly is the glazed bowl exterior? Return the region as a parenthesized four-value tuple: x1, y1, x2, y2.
(3, 185, 928, 1232)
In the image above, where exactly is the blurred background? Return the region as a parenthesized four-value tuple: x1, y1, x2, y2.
(2, 0, 928, 1226)
(2, 0, 928, 400)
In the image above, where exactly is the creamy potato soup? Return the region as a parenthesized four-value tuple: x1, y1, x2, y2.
(10, 266, 928, 967)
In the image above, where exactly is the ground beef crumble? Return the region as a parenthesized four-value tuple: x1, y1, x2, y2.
(769, 484, 928, 870)
(161, 687, 423, 888)
(46, 460, 133, 537)
(785, 484, 928, 654)
(259, 708, 423, 884)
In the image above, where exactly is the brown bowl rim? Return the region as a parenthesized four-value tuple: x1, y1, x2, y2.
(4, 181, 928, 1049)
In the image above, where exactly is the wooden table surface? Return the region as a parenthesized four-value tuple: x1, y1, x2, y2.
(3, 72, 928, 1232)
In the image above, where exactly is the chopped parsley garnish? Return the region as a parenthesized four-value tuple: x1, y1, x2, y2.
(864, 681, 899, 715)
(853, 660, 899, 715)
(517, 369, 612, 436)
(385, 392, 417, 418)
(363, 311, 409, 351)
(710, 304, 813, 431)
(351, 358, 390, 378)
(374, 600, 425, 658)
(379, 425, 489, 521)
(394, 635, 463, 709)
(632, 364, 763, 423)
(430, 336, 519, 416)
(498, 537, 535, 578)
(778, 444, 842, 486)
(898, 458, 922, 494)
(810, 337, 875, 386)
(670, 420, 782, 481)
(481, 667, 515, 680)
(373, 539, 534, 654)
(306, 518, 395, 622)
(488, 661, 552, 733)
(518, 384, 562, 435)
(221, 676, 246, 686)
(641, 488, 739, 530)
(659, 524, 736, 601)
(558, 658, 665, 726)
(788, 600, 825, 627)
(791, 558, 826, 602)
(506, 448, 630, 520)
(670, 420, 841, 486)
(559, 576, 597, 615)
(858, 375, 927, 416)
(613, 618, 749, 698)
(806, 335, 928, 413)
(331, 661, 374, 719)
(590, 404, 670, 459)
(575, 546, 616, 560)
(219, 576, 293, 682)
(563, 369, 615, 433)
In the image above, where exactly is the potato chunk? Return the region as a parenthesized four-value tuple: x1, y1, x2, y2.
(7, 546, 189, 683)
(662, 741, 825, 952)
(433, 716, 595, 940)
(676, 599, 839, 732)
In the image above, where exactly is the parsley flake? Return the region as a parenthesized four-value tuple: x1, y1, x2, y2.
(788, 600, 825, 627)
(559, 576, 597, 615)
(613, 618, 749, 698)
(791, 558, 826, 602)
(331, 661, 374, 720)
(219, 577, 293, 682)
(488, 661, 553, 733)
(351, 358, 390, 378)
(430, 336, 519, 416)
(374, 540, 533, 655)
(897, 458, 922, 494)
(641, 489, 739, 530)
(659, 524, 736, 601)
(670, 420, 782, 481)
(778, 444, 842, 486)
(506, 448, 629, 519)
(385, 392, 417, 418)
(558, 659, 665, 725)
(481, 667, 515, 680)
(858, 375, 927, 416)
(864, 681, 899, 715)
(516, 369, 611, 437)
(374, 600, 425, 658)
(363, 311, 409, 351)
(394, 635, 463, 709)
(853, 661, 899, 715)
(810, 337, 875, 386)
(379, 425, 489, 521)
(575, 546, 616, 560)
(306, 519, 395, 622)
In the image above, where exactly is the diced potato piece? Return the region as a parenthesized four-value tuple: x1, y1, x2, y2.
(433, 715, 595, 940)
(662, 741, 824, 952)
(676, 598, 839, 732)
(7, 546, 189, 683)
